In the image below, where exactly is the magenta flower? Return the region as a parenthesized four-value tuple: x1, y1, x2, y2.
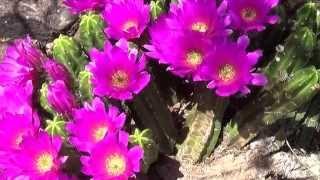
(165, 0, 230, 38)
(0, 113, 38, 152)
(103, 0, 150, 40)
(87, 40, 150, 100)
(0, 81, 33, 119)
(225, 0, 279, 32)
(200, 36, 267, 96)
(146, 31, 215, 80)
(44, 59, 72, 86)
(10, 132, 66, 179)
(0, 36, 44, 86)
(0, 112, 39, 178)
(64, 0, 105, 14)
(47, 80, 77, 117)
(81, 132, 143, 179)
(67, 97, 126, 152)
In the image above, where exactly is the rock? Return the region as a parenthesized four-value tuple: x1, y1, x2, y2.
(0, 0, 77, 42)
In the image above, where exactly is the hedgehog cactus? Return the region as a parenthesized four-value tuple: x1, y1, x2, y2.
(294, 1, 320, 34)
(79, 12, 106, 51)
(53, 35, 87, 76)
(177, 87, 227, 163)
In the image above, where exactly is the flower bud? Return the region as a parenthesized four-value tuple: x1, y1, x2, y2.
(44, 59, 73, 86)
(47, 80, 77, 117)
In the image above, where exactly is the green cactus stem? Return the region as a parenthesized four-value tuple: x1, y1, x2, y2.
(228, 67, 320, 147)
(150, 0, 165, 20)
(78, 70, 93, 102)
(264, 27, 316, 86)
(129, 80, 178, 154)
(177, 86, 228, 163)
(294, 1, 320, 35)
(130, 129, 159, 173)
(298, 94, 320, 148)
(79, 12, 106, 52)
(53, 35, 87, 76)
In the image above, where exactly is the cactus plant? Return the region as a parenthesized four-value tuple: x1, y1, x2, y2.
(78, 12, 106, 52)
(78, 70, 93, 102)
(53, 35, 88, 76)
(45, 115, 67, 137)
(177, 87, 227, 163)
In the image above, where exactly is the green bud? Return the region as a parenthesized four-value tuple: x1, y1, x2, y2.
(78, 70, 93, 102)
(130, 129, 159, 173)
(79, 12, 106, 52)
(295, 2, 320, 34)
(39, 83, 54, 114)
(53, 35, 87, 76)
(45, 115, 67, 137)
(150, 0, 165, 20)
(265, 27, 316, 84)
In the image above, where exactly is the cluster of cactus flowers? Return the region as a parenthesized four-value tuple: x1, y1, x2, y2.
(5, 0, 320, 179)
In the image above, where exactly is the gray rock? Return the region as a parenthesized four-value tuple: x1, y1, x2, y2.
(0, 0, 77, 42)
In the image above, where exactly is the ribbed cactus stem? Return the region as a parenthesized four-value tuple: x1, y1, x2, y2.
(228, 67, 320, 147)
(177, 86, 227, 163)
(78, 70, 93, 102)
(264, 27, 316, 85)
(53, 35, 87, 76)
(130, 80, 177, 154)
(79, 12, 106, 51)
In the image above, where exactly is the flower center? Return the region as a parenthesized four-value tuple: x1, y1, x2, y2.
(111, 70, 129, 89)
(105, 154, 126, 176)
(241, 7, 257, 22)
(36, 153, 54, 173)
(191, 22, 208, 33)
(123, 21, 138, 32)
(218, 64, 236, 82)
(93, 127, 108, 141)
(186, 51, 203, 67)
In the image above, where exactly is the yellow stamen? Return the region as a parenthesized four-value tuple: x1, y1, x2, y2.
(123, 21, 138, 32)
(105, 154, 126, 176)
(36, 153, 54, 173)
(186, 51, 203, 67)
(93, 127, 108, 141)
(241, 7, 257, 22)
(191, 22, 208, 33)
(111, 70, 129, 89)
(219, 64, 236, 82)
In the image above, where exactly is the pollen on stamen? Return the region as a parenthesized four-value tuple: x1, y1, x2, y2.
(191, 22, 208, 33)
(111, 70, 129, 89)
(94, 127, 108, 141)
(105, 154, 126, 176)
(36, 153, 54, 174)
(123, 21, 138, 32)
(241, 7, 257, 22)
(219, 64, 236, 82)
(14, 134, 24, 148)
(186, 51, 203, 67)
